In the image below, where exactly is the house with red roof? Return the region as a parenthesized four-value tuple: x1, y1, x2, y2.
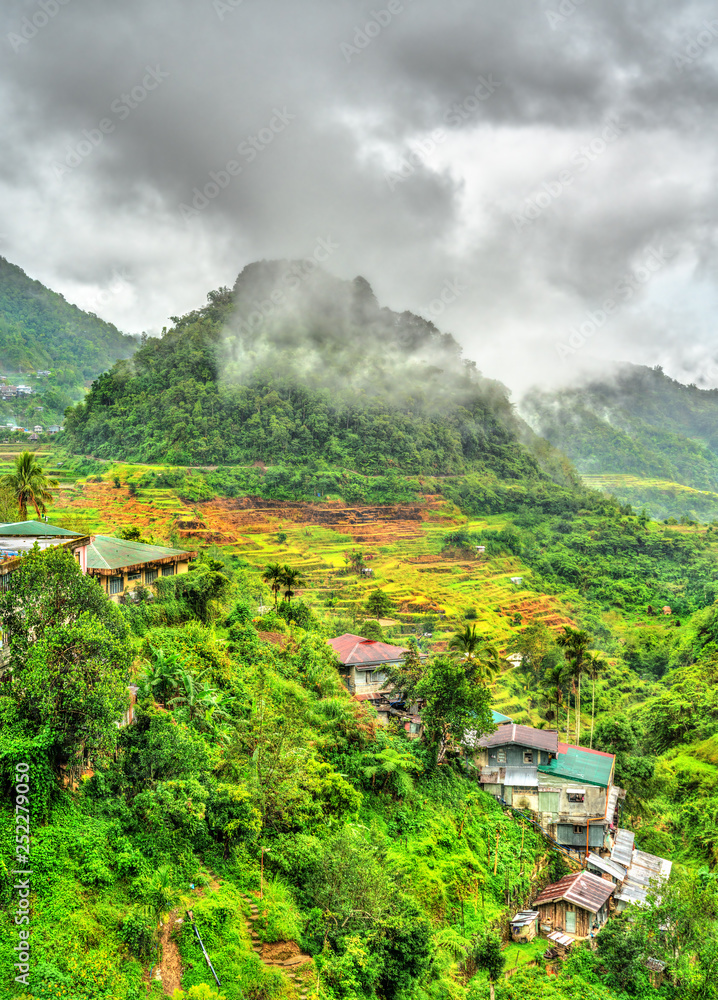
(533, 870, 614, 939)
(327, 633, 425, 734)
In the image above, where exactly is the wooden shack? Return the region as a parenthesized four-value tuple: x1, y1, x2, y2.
(510, 910, 539, 942)
(533, 871, 614, 938)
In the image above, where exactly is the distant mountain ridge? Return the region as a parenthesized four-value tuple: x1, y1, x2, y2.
(0, 257, 137, 382)
(520, 363, 718, 518)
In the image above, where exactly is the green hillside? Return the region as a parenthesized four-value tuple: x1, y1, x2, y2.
(0, 257, 137, 427)
(521, 364, 718, 519)
(63, 262, 574, 487)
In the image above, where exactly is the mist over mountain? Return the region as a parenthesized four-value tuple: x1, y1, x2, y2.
(520, 363, 718, 518)
(64, 260, 574, 485)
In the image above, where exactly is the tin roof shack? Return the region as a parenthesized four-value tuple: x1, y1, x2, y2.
(614, 843, 673, 911)
(510, 910, 539, 942)
(533, 871, 614, 939)
(86, 536, 196, 601)
(586, 852, 627, 885)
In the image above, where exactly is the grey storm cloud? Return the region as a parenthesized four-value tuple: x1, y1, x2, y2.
(1, 0, 718, 395)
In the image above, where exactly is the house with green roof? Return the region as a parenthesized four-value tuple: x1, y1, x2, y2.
(473, 723, 620, 855)
(86, 536, 197, 600)
(0, 520, 90, 576)
(0, 521, 195, 601)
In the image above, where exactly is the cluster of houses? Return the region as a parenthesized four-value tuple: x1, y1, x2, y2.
(0, 520, 195, 601)
(327, 630, 673, 959)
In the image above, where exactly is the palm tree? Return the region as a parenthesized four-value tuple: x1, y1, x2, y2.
(262, 562, 284, 608)
(1, 450, 59, 520)
(280, 565, 305, 606)
(557, 626, 591, 744)
(586, 652, 605, 749)
(449, 625, 500, 684)
(543, 663, 567, 732)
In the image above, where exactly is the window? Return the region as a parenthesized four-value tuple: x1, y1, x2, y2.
(109, 576, 123, 595)
(567, 791, 585, 803)
(161, 563, 175, 577)
(145, 568, 158, 584)
(372, 671, 387, 685)
(573, 825, 584, 835)
(128, 572, 141, 582)
(523, 751, 533, 764)
(497, 749, 507, 764)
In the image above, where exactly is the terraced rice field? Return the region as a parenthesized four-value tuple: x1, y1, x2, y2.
(51, 470, 574, 646)
(582, 473, 718, 520)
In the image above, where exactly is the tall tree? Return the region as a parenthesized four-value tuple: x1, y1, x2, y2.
(449, 624, 500, 684)
(262, 562, 285, 609)
(586, 652, 605, 749)
(0, 544, 131, 766)
(557, 626, 591, 744)
(0, 450, 59, 520)
(281, 565, 305, 606)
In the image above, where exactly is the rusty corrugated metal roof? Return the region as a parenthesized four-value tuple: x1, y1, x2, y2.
(478, 723, 559, 752)
(327, 634, 412, 668)
(533, 871, 614, 912)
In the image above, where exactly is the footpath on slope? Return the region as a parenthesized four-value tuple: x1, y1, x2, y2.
(242, 892, 314, 998)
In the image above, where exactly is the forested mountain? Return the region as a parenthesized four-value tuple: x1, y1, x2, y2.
(0, 256, 137, 384)
(64, 261, 575, 484)
(522, 363, 718, 490)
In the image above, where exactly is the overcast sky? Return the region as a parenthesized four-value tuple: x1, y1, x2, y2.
(2, 0, 717, 395)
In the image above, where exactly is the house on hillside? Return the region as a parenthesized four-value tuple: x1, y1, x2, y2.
(0, 521, 90, 573)
(510, 910, 539, 942)
(327, 633, 426, 731)
(533, 870, 614, 938)
(471, 722, 621, 853)
(86, 535, 196, 600)
(0, 522, 195, 602)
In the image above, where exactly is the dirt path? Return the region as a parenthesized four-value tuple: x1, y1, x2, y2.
(242, 893, 313, 998)
(150, 908, 185, 995)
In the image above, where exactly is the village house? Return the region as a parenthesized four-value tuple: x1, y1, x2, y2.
(471, 722, 621, 853)
(0, 522, 195, 601)
(533, 870, 615, 939)
(0, 520, 90, 573)
(327, 633, 425, 733)
(86, 535, 196, 600)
